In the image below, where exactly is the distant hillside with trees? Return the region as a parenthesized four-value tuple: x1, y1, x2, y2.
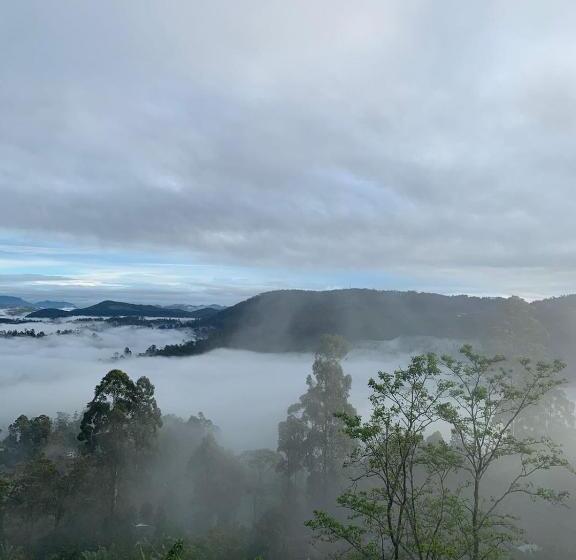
(194, 289, 553, 357)
(28, 300, 220, 320)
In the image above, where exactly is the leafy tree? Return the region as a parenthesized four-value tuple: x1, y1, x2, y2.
(3, 415, 52, 465)
(278, 334, 357, 508)
(439, 346, 573, 560)
(78, 370, 162, 517)
(308, 347, 574, 560)
(307, 353, 463, 560)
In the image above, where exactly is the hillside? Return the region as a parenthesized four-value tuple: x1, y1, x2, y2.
(197, 289, 552, 356)
(0, 296, 75, 310)
(0, 296, 32, 308)
(28, 300, 220, 319)
(34, 300, 76, 309)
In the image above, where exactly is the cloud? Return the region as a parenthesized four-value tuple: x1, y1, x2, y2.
(0, 317, 457, 449)
(2, 1, 576, 296)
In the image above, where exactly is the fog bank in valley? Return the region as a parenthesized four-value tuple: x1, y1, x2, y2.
(0, 321, 462, 450)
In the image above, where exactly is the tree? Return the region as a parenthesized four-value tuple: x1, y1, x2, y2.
(277, 415, 308, 493)
(3, 415, 51, 465)
(0, 476, 9, 546)
(77, 370, 162, 517)
(307, 353, 463, 560)
(187, 433, 246, 530)
(509, 387, 575, 441)
(8, 455, 60, 539)
(241, 449, 280, 522)
(308, 347, 574, 560)
(438, 346, 573, 560)
(278, 334, 357, 509)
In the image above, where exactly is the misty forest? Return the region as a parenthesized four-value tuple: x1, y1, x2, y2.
(3, 291, 576, 560)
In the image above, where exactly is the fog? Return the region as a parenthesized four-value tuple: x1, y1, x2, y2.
(2, 319, 576, 558)
(0, 320, 461, 449)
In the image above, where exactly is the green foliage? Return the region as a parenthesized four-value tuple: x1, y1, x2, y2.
(307, 353, 465, 559)
(308, 347, 574, 560)
(163, 540, 184, 560)
(316, 334, 350, 361)
(438, 346, 572, 559)
(9, 455, 60, 530)
(0, 545, 25, 560)
(1, 346, 574, 560)
(78, 370, 162, 516)
(78, 370, 162, 454)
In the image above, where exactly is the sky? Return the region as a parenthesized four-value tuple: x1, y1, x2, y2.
(2, 1, 576, 305)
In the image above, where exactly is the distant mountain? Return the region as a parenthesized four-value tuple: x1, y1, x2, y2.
(164, 304, 226, 312)
(197, 289, 552, 356)
(29, 308, 69, 319)
(0, 296, 33, 308)
(0, 296, 75, 311)
(28, 300, 220, 319)
(34, 300, 76, 309)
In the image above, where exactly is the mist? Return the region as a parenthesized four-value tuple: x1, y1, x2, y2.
(0, 321, 461, 450)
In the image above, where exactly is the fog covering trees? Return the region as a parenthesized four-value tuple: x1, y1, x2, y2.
(0, 339, 575, 559)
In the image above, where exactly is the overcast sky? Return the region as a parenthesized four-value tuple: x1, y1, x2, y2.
(2, 1, 576, 305)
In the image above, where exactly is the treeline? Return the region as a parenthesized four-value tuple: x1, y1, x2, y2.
(75, 317, 196, 330)
(0, 329, 46, 339)
(1, 337, 575, 559)
(0, 329, 79, 339)
(142, 335, 214, 358)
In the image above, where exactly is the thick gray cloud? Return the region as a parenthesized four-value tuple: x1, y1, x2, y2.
(2, 1, 576, 295)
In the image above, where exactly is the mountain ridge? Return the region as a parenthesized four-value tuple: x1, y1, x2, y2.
(190, 289, 566, 360)
(27, 300, 220, 319)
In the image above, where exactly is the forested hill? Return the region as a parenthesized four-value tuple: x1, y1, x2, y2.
(199, 289, 558, 357)
(28, 300, 219, 319)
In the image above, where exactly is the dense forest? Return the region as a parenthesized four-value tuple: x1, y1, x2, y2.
(143, 290, 576, 367)
(28, 302, 219, 321)
(1, 335, 575, 559)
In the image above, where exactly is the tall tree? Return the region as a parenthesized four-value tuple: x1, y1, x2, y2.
(439, 346, 573, 560)
(77, 369, 162, 517)
(308, 347, 574, 560)
(278, 334, 357, 508)
(307, 353, 463, 560)
(3, 415, 52, 465)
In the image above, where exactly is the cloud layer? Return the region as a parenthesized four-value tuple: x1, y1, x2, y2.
(2, 1, 576, 298)
(0, 319, 454, 449)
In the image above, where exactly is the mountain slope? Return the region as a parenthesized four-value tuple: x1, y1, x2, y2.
(0, 296, 33, 308)
(34, 300, 76, 309)
(201, 289, 550, 355)
(28, 300, 220, 319)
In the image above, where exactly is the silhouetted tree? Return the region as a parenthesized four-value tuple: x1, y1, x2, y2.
(78, 370, 162, 517)
(279, 335, 357, 509)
